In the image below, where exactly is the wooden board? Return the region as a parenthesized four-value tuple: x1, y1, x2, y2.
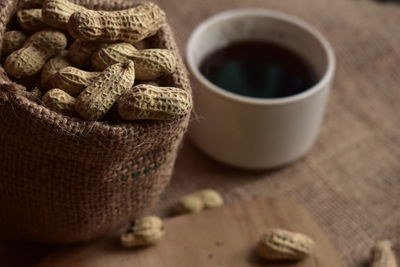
(37, 197, 345, 267)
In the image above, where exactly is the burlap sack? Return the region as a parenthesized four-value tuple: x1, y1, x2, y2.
(0, 0, 191, 243)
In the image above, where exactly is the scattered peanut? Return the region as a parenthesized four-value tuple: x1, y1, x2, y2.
(68, 3, 165, 43)
(75, 60, 135, 120)
(52, 66, 100, 96)
(40, 50, 70, 90)
(17, 9, 47, 32)
(200, 189, 225, 209)
(174, 189, 223, 214)
(68, 40, 100, 67)
(370, 240, 398, 267)
(2, 31, 27, 54)
(121, 216, 165, 247)
(42, 0, 87, 29)
(92, 46, 176, 80)
(257, 228, 315, 261)
(117, 84, 191, 121)
(176, 195, 204, 213)
(42, 88, 76, 116)
(4, 30, 67, 78)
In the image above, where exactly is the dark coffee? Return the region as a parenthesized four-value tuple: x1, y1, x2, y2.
(200, 40, 317, 98)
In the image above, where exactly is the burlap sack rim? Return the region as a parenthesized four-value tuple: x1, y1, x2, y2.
(0, 0, 192, 138)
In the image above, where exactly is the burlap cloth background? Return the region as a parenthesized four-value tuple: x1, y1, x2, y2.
(0, 0, 399, 266)
(150, 0, 400, 266)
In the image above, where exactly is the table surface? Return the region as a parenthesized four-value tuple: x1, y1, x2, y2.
(37, 198, 345, 267)
(1, 0, 400, 266)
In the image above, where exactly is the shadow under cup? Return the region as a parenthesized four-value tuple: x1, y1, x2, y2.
(186, 9, 335, 169)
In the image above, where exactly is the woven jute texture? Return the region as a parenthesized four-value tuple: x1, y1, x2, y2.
(0, 0, 191, 243)
(149, 0, 400, 266)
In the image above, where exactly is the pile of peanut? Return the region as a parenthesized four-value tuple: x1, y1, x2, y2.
(2, 0, 191, 122)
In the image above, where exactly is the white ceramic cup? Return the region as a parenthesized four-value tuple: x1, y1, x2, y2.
(186, 9, 335, 169)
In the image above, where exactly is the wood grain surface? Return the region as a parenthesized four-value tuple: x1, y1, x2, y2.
(37, 197, 345, 267)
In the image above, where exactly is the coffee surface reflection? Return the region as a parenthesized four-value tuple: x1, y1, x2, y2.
(200, 40, 317, 98)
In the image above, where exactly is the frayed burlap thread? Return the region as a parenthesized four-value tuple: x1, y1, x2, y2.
(0, 0, 191, 243)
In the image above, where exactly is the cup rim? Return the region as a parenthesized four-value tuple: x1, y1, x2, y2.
(186, 9, 336, 105)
